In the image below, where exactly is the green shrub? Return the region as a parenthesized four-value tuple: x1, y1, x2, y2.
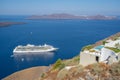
(102, 40, 107, 45)
(89, 49, 96, 52)
(73, 55, 80, 62)
(59, 63, 65, 70)
(41, 73, 45, 78)
(81, 45, 93, 51)
(52, 58, 65, 70)
(106, 47, 120, 53)
(53, 59, 62, 70)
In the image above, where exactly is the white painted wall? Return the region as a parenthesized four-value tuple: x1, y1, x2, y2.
(80, 52, 98, 66)
(100, 48, 116, 62)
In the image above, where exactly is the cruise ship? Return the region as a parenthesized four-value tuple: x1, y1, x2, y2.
(13, 44, 58, 53)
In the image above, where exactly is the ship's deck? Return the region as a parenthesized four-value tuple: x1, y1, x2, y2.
(15, 46, 52, 51)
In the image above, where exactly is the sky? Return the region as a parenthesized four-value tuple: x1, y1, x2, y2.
(0, 0, 120, 15)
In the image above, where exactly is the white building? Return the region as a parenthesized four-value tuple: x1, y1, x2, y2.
(105, 40, 120, 49)
(80, 38, 120, 66)
(80, 47, 118, 66)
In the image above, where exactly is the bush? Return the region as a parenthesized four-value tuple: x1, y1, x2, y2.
(41, 73, 45, 78)
(59, 63, 65, 70)
(53, 59, 62, 70)
(52, 58, 65, 70)
(106, 47, 120, 53)
(89, 49, 96, 52)
(81, 45, 93, 51)
(73, 55, 80, 62)
(102, 40, 107, 45)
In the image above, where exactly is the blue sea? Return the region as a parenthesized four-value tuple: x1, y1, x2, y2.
(0, 15, 120, 79)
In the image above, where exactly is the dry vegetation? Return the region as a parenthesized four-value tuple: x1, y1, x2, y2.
(41, 62, 120, 80)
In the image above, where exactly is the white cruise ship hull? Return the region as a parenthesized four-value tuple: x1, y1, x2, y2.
(13, 44, 58, 54)
(13, 48, 58, 54)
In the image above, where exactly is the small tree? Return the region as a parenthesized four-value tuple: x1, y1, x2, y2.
(102, 40, 106, 45)
(53, 58, 62, 70)
(41, 73, 45, 78)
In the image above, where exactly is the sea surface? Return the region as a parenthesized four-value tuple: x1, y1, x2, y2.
(0, 15, 120, 79)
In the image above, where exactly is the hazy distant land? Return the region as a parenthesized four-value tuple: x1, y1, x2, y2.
(27, 13, 118, 20)
(0, 22, 26, 27)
